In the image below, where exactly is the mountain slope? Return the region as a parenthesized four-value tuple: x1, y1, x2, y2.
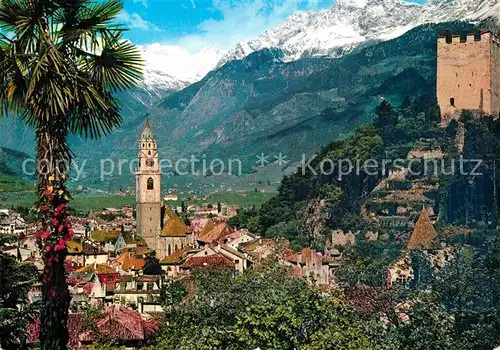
(146, 22, 473, 170)
(0, 21, 482, 189)
(139, 45, 223, 91)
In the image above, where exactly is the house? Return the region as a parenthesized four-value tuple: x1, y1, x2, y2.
(224, 229, 257, 250)
(189, 217, 210, 236)
(218, 204, 239, 218)
(181, 246, 234, 271)
(181, 253, 234, 270)
(82, 239, 109, 265)
(114, 248, 148, 273)
(240, 238, 288, 262)
(386, 256, 414, 287)
(67, 270, 106, 311)
(164, 194, 179, 201)
(159, 246, 193, 278)
(387, 246, 454, 288)
(73, 263, 120, 284)
(281, 248, 336, 286)
(113, 275, 163, 313)
(214, 244, 250, 273)
(0, 211, 27, 236)
(197, 220, 231, 246)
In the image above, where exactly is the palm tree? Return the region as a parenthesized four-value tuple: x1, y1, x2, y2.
(0, 1, 142, 348)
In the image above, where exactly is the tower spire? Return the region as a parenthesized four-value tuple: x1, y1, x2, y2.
(141, 120, 153, 140)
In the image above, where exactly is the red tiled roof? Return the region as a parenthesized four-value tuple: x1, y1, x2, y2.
(408, 210, 438, 249)
(115, 251, 145, 271)
(160, 217, 190, 237)
(198, 222, 229, 244)
(74, 264, 117, 275)
(96, 305, 159, 341)
(91, 230, 120, 243)
(182, 254, 234, 269)
(159, 246, 191, 265)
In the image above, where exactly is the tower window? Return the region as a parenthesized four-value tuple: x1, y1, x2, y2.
(148, 143, 151, 147)
(142, 143, 145, 148)
(450, 97, 455, 106)
(148, 150, 151, 155)
(147, 177, 154, 190)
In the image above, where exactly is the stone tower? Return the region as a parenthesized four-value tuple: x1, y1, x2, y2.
(437, 31, 500, 126)
(136, 120, 162, 250)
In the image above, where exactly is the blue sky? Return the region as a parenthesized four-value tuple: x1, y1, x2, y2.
(119, 0, 427, 51)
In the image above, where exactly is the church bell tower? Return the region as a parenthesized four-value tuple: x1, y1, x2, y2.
(136, 120, 161, 250)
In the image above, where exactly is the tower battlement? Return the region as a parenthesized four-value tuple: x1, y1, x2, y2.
(437, 30, 500, 126)
(437, 31, 498, 45)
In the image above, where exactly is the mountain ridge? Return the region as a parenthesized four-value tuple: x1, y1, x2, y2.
(138, 0, 500, 91)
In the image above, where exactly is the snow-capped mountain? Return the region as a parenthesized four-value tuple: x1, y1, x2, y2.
(140, 0, 499, 90)
(217, 0, 500, 67)
(139, 44, 223, 91)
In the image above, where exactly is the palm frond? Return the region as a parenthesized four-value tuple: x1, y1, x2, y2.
(0, 41, 28, 118)
(69, 76, 122, 138)
(58, 0, 124, 51)
(0, 0, 43, 53)
(81, 38, 143, 91)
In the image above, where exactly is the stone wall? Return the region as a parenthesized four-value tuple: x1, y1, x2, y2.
(331, 229, 356, 247)
(491, 35, 500, 115)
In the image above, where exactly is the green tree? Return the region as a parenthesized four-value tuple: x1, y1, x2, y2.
(0, 253, 40, 349)
(0, 1, 142, 348)
(236, 288, 370, 350)
(157, 262, 370, 350)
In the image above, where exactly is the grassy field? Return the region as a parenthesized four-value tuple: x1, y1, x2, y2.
(0, 190, 274, 214)
(0, 174, 35, 192)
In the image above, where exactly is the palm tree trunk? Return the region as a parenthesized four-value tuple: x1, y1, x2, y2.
(36, 117, 72, 350)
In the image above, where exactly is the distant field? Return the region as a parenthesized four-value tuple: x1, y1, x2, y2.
(0, 174, 35, 192)
(0, 190, 274, 214)
(181, 191, 275, 208)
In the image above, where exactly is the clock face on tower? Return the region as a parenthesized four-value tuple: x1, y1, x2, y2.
(146, 158, 155, 167)
(146, 192, 154, 201)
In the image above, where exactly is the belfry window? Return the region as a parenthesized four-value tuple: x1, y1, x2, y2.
(450, 97, 455, 106)
(147, 177, 154, 190)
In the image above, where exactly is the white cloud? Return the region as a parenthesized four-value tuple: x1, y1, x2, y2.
(174, 0, 325, 52)
(117, 11, 162, 32)
(133, 0, 148, 8)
